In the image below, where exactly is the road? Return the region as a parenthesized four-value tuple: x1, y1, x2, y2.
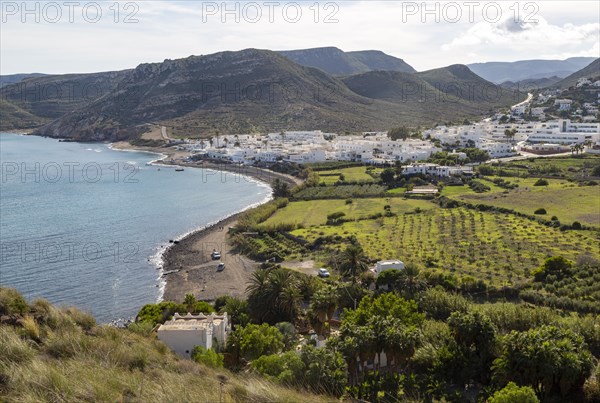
(488, 150, 574, 164)
(161, 126, 170, 141)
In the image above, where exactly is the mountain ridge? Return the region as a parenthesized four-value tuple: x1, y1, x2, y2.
(552, 58, 600, 89)
(1, 49, 524, 140)
(278, 47, 416, 76)
(467, 57, 597, 84)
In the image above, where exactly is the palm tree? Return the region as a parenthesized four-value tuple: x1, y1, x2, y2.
(307, 285, 338, 337)
(246, 268, 301, 324)
(183, 293, 196, 312)
(246, 270, 271, 322)
(339, 245, 370, 279)
(398, 264, 428, 297)
(384, 319, 421, 370)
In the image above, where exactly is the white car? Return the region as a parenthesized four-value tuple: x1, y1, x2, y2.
(217, 262, 225, 272)
(318, 268, 330, 278)
(211, 251, 221, 260)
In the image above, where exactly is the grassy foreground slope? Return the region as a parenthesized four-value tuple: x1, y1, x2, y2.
(0, 288, 334, 403)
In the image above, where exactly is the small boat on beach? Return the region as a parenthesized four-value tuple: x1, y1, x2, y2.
(175, 168, 184, 172)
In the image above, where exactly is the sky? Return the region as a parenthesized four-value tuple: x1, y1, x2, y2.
(1, 0, 599, 74)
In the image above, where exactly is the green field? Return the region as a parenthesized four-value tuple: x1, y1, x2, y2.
(317, 166, 381, 184)
(444, 177, 600, 227)
(236, 156, 600, 295)
(289, 206, 599, 286)
(496, 155, 600, 179)
(261, 198, 432, 228)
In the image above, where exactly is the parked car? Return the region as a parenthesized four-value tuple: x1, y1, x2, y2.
(318, 268, 330, 278)
(211, 250, 221, 260)
(217, 262, 225, 272)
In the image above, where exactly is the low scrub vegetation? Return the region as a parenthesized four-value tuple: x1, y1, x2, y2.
(0, 287, 335, 403)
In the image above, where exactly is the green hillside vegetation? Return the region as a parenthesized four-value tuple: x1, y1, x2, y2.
(131, 268, 600, 402)
(0, 287, 335, 403)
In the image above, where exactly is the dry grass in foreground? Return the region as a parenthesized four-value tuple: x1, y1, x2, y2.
(0, 287, 336, 403)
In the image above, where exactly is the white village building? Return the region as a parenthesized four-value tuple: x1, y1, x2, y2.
(157, 312, 231, 358)
(527, 120, 600, 144)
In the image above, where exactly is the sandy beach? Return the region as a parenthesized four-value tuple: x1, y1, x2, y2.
(111, 141, 302, 303)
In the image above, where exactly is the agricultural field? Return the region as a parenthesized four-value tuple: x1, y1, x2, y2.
(293, 184, 387, 200)
(290, 206, 599, 287)
(317, 166, 382, 184)
(521, 262, 600, 313)
(261, 198, 433, 229)
(444, 176, 600, 227)
(495, 155, 600, 179)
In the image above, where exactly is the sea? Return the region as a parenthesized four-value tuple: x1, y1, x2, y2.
(0, 133, 272, 322)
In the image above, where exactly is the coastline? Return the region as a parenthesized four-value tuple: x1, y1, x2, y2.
(7, 132, 297, 305)
(109, 140, 300, 303)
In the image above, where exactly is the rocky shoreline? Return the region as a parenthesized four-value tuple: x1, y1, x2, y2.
(107, 142, 301, 303)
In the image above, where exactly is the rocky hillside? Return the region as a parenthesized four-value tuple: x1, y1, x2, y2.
(279, 47, 415, 76)
(3, 49, 524, 140)
(344, 65, 522, 117)
(553, 58, 600, 89)
(0, 70, 130, 131)
(0, 73, 47, 88)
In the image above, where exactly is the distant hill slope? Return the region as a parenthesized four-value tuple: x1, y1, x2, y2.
(0, 99, 48, 131)
(0, 73, 47, 88)
(346, 50, 416, 73)
(553, 58, 600, 89)
(279, 47, 415, 76)
(0, 70, 130, 131)
(344, 65, 522, 117)
(500, 76, 563, 90)
(467, 57, 597, 83)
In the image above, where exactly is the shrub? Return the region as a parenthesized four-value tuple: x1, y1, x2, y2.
(63, 307, 96, 331)
(0, 287, 29, 315)
(0, 325, 35, 364)
(251, 351, 304, 384)
(572, 221, 582, 229)
(493, 326, 594, 400)
(227, 323, 284, 361)
(533, 178, 548, 186)
(127, 321, 155, 336)
(478, 165, 495, 176)
(468, 180, 491, 193)
(532, 256, 572, 282)
(191, 346, 224, 368)
(418, 287, 469, 321)
(488, 382, 539, 403)
(534, 208, 546, 215)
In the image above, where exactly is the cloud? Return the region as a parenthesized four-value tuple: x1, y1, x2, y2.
(1, 1, 599, 74)
(442, 16, 600, 61)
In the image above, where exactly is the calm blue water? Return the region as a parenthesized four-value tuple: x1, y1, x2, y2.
(0, 133, 271, 322)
